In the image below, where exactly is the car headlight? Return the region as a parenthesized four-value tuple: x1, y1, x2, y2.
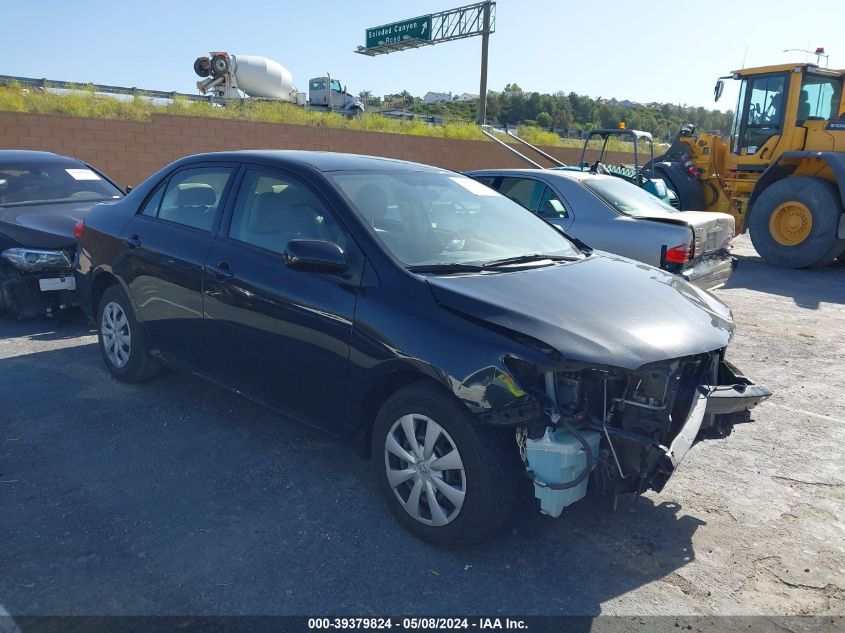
(1, 247, 73, 272)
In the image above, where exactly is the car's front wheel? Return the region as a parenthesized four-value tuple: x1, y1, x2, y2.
(372, 382, 518, 548)
(97, 284, 160, 382)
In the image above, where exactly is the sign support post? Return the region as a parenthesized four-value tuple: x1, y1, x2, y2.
(477, 1, 491, 125)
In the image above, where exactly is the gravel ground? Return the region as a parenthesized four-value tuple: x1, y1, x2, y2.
(0, 235, 843, 618)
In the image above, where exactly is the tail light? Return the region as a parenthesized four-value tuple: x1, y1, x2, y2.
(664, 234, 695, 265)
(74, 219, 85, 240)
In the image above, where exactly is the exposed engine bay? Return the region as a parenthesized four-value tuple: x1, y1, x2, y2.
(507, 350, 771, 515)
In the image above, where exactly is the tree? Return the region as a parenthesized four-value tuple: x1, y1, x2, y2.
(357, 90, 380, 107)
(524, 92, 541, 121)
(553, 108, 572, 131)
(486, 91, 501, 122)
(536, 112, 552, 129)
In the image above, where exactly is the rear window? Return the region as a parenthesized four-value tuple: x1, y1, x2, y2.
(582, 177, 678, 217)
(0, 162, 123, 207)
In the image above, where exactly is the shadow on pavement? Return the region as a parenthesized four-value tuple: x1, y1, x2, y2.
(724, 256, 845, 309)
(0, 340, 704, 618)
(0, 308, 94, 342)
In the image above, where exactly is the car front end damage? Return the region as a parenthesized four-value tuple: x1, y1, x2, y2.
(0, 245, 78, 317)
(490, 350, 770, 515)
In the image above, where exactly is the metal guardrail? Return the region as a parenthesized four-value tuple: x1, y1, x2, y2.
(505, 131, 565, 167)
(0, 74, 361, 117)
(480, 127, 543, 168)
(0, 74, 219, 103)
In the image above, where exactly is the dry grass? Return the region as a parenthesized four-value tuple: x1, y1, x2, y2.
(0, 84, 643, 153)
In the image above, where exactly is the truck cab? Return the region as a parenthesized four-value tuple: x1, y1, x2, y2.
(308, 77, 364, 113)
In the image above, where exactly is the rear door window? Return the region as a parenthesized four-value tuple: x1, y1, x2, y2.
(537, 186, 569, 219)
(497, 177, 545, 211)
(140, 184, 165, 217)
(156, 167, 234, 232)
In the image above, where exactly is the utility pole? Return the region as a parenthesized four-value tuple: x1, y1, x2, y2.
(477, 0, 491, 125)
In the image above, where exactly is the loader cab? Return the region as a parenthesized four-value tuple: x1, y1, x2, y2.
(730, 71, 788, 157)
(723, 64, 845, 161)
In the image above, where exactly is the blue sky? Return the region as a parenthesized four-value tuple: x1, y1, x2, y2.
(4, 0, 843, 110)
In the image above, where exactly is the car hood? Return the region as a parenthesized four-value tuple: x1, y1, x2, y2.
(0, 201, 101, 249)
(425, 254, 733, 370)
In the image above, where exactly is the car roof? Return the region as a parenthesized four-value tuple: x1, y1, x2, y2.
(175, 150, 447, 173)
(466, 167, 611, 184)
(0, 150, 85, 167)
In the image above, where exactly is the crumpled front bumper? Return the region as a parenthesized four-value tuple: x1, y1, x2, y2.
(660, 358, 770, 484)
(582, 356, 771, 496)
(0, 264, 77, 318)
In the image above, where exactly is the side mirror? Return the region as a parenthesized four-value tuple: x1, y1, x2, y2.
(714, 79, 724, 103)
(125, 185, 133, 194)
(284, 239, 347, 272)
(542, 199, 567, 218)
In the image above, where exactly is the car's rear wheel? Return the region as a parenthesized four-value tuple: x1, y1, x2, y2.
(372, 381, 518, 548)
(97, 284, 159, 382)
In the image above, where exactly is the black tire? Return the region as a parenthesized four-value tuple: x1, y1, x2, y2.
(193, 57, 211, 78)
(96, 284, 160, 382)
(371, 381, 519, 548)
(0, 267, 15, 316)
(749, 176, 845, 268)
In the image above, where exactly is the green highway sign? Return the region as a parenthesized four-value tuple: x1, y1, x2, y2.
(366, 15, 432, 49)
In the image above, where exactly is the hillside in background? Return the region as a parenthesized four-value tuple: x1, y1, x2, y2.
(381, 83, 734, 140)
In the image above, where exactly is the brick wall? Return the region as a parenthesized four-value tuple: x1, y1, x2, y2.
(0, 112, 636, 188)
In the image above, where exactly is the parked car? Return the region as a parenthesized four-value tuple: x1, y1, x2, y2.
(76, 151, 770, 547)
(465, 168, 736, 290)
(0, 150, 124, 317)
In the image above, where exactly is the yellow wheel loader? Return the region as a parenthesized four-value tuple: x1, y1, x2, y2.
(648, 63, 845, 268)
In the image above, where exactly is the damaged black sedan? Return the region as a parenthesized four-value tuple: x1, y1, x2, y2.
(0, 150, 124, 317)
(75, 151, 770, 547)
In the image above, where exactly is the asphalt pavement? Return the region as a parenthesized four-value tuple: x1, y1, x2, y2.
(1, 236, 843, 617)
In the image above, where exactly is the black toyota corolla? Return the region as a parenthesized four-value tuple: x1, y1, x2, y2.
(76, 150, 770, 547)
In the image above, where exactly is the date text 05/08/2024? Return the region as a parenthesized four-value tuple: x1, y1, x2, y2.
(307, 618, 528, 630)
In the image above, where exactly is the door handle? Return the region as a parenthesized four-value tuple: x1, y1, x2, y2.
(209, 261, 233, 280)
(124, 234, 142, 249)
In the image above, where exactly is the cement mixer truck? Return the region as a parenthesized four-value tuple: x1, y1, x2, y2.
(194, 52, 364, 114)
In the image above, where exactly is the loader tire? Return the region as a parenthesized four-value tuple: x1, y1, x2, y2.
(749, 176, 845, 268)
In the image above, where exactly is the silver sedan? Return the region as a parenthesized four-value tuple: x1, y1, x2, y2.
(465, 169, 736, 290)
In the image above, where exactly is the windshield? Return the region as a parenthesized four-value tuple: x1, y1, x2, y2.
(0, 162, 123, 207)
(582, 176, 678, 217)
(330, 171, 583, 268)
